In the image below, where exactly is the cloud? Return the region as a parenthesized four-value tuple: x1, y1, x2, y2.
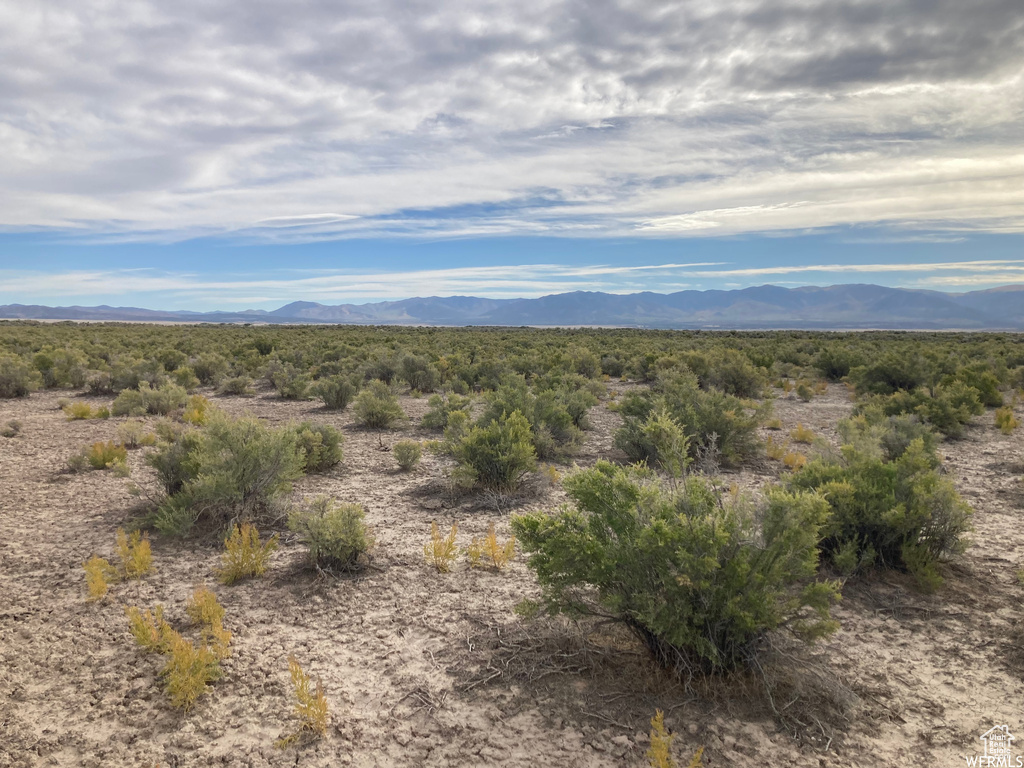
(0, 0, 1022, 239)
(4, 258, 1022, 307)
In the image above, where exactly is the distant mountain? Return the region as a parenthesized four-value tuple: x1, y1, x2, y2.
(1, 284, 1022, 329)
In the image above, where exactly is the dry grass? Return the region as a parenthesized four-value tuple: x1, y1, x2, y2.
(161, 632, 222, 711)
(116, 528, 153, 579)
(424, 521, 459, 573)
(789, 424, 815, 444)
(783, 451, 807, 471)
(125, 605, 174, 654)
(277, 656, 329, 748)
(996, 406, 1020, 435)
(466, 523, 516, 571)
(216, 523, 279, 585)
(83, 555, 117, 602)
(765, 436, 787, 460)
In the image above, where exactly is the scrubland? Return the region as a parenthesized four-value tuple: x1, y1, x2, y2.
(1, 323, 1023, 767)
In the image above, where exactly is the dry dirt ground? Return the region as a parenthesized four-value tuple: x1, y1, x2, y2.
(1, 383, 1023, 768)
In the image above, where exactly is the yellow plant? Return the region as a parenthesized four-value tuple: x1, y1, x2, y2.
(765, 418, 783, 430)
(647, 710, 673, 768)
(995, 406, 1019, 435)
(202, 619, 232, 660)
(182, 395, 211, 425)
(116, 528, 153, 579)
(64, 402, 95, 420)
(466, 523, 516, 570)
(88, 440, 128, 469)
(783, 451, 807, 471)
(84, 555, 117, 601)
(782, 379, 793, 392)
(126, 605, 174, 653)
(186, 586, 226, 628)
(814, 380, 829, 395)
(789, 423, 815, 444)
(424, 521, 458, 573)
(217, 523, 279, 585)
(185, 586, 232, 658)
(161, 632, 221, 711)
(277, 656, 329, 747)
(541, 464, 561, 485)
(765, 436, 786, 461)
(646, 710, 703, 768)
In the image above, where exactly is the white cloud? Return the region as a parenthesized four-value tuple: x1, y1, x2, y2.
(0, 0, 1022, 240)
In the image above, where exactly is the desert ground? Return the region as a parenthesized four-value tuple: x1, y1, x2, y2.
(1, 383, 1022, 768)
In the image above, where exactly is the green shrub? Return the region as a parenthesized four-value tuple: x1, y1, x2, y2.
(512, 461, 838, 673)
(852, 353, 930, 396)
(292, 422, 343, 473)
(868, 381, 984, 437)
(420, 392, 472, 430)
(219, 376, 253, 396)
(266, 361, 310, 399)
(787, 439, 972, 586)
(814, 346, 860, 382)
(117, 420, 156, 449)
(147, 429, 205, 496)
(352, 380, 406, 429)
(192, 353, 229, 386)
(393, 440, 422, 471)
(112, 388, 147, 416)
(453, 410, 537, 492)
(142, 382, 189, 415)
(172, 366, 201, 391)
(149, 413, 304, 535)
(2, 419, 21, 438)
(0, 355, 40, 398)
(288, 496, 373, 571)
(614, 373, 765, 467)
(948, 365, 1003, 408)
(478, 379, 584, 459)
(313, 376, 357, 410)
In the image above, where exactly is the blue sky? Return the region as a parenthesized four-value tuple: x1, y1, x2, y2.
(1, 0, 1022, 310)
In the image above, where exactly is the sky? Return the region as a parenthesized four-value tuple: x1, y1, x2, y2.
(1, 0, 1022, 310)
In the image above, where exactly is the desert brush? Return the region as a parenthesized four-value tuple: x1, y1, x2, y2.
(424, 521, 458, 573)
(276, 656, 329, 747)
(217, 523, 279, 584)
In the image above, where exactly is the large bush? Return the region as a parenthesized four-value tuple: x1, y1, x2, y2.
(512, 461, 838, 673)
(453, 410, 537, 492)
(787, 439, 972, 587)
(148, 413, 304, 535)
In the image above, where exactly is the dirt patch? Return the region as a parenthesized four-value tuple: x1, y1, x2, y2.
(1, 384, 1023, 767)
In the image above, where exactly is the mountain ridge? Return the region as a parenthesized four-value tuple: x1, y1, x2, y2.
(1, 284, 1022, 330)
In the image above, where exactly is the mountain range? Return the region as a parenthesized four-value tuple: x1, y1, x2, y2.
(2, 284, 1023, 330)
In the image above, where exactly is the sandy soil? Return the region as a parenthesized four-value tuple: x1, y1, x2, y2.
(1, 383, 1022, 767)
